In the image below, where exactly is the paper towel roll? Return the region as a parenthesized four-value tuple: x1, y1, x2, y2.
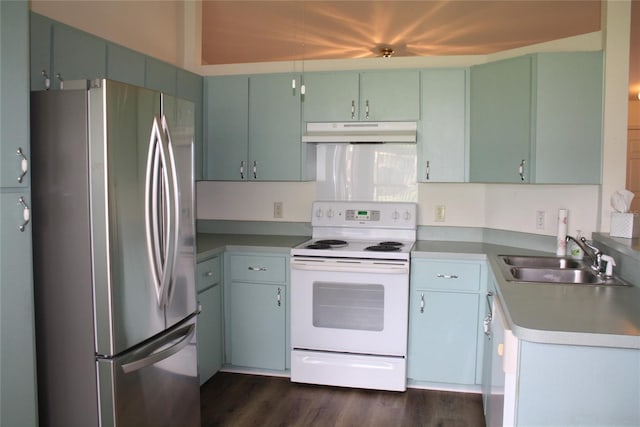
(556, 209, 568, 256)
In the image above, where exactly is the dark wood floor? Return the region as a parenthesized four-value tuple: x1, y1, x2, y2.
(200, 372, 486, 427)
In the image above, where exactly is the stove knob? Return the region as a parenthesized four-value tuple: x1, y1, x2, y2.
(327, 209, 334, 218)
(392, 210, 400, 220)
(315, 208, 324, 218)
(404, 210, 412, 221)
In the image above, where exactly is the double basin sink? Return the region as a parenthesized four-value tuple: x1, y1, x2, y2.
(497, 255, 628, 286)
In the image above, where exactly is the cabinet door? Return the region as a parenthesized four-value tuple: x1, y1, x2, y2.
(145, 57, 177, 95)
(30, 12, 53, 91)
(51, 23, 106, 88)
(359, 70, 420, 121)
(533, 52, 603, 184)
(302, 71, 359, 122)
(205, 76, 249, 180)
(177, 69, 204, 180)
(0, 192, 38, 427)
(106, 43, 145, 87)
(248, 73, 302, 181)
(2, 1, 30, 188)
(197, 284, 222, 385)
(470, 56, 532, 183)
(230, 282, 285, 370)
(419, 69, 467, 182)
(407, 290, 479, 385)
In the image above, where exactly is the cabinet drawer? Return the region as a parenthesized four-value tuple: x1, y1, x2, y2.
(411, 260, 481, 291)
(230, 254, 286, 283)
(197, 256, 221, 292)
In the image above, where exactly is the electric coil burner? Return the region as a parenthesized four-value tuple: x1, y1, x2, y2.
(290, 201, 417, 392)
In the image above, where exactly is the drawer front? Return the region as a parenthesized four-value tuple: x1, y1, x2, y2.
(230, 254, 286, 284)
(197, 256, 221, 292)
(411, 260, 481, 291)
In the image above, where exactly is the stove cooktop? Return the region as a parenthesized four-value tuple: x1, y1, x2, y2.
(292, 238, 414, 260)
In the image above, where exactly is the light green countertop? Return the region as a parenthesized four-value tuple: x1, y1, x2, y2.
(197, 233, 309, 261)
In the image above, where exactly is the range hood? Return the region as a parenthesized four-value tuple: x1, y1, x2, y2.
(302, 121, 417, 143)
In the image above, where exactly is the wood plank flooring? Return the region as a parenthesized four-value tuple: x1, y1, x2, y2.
(200, 372, 486, 427)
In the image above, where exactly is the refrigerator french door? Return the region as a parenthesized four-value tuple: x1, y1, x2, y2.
(31, 79, 199, 427)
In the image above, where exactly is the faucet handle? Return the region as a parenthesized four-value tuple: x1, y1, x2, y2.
(599, 255, 616, 277)
(580, 237, 601, 255)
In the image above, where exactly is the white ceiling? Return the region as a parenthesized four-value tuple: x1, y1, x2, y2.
(201, 0, 640, 99)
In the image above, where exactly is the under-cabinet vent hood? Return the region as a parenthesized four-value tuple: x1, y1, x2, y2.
(302, 121, 417, 143)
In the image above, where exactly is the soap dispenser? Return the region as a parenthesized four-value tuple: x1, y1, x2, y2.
(568, 230, 584, 259)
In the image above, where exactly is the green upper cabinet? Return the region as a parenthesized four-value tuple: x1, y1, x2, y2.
(205, 73, 309, 181)
(51, 22, 107, 89)
(532, 52, 603, 184)
(177, 69, 204, 180)
(106, 43, 145, 87)
(302, 71, 360, 121)
(249, 73, 303, 181)
(419, 69, 467, 182)
(302, 70, 419, 122)
(145, 57, 177, 95)
(205, 75, 249, 180)
(29, 12, 52, 91)
(469, 55, 532, 183)
(2, 1, 30, 188)
(359, 70, 420, 121)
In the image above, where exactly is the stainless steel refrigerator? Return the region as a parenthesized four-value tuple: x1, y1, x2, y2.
(30, 79, 200, 427)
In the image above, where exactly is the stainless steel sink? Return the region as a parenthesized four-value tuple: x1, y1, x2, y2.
(499, 255, 587, 269)
(496, 255, 629, 286)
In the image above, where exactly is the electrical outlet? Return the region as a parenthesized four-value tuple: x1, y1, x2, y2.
(536, 210, 545, 229)
(434, 205, 446, 222)
(273, 202, 283, 219)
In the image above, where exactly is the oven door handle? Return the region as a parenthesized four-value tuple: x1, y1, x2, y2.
(291, 261, 409, 274)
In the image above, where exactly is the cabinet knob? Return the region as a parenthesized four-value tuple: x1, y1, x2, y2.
(365, 100, 370, 120)
(519, 159, 526, 181)
(351, 100, 355, 119)
(41, 70, 51, 90)
(240, 161, 245, 179)
(425, 160, 430, 181)
(206, 271, 214, 277)
(252, 160, 257, 179)
(277, 287, 282, 307)
(419, 292, 425, 314)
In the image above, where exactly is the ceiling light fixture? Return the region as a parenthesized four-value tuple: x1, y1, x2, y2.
(380, 47, 394, 58)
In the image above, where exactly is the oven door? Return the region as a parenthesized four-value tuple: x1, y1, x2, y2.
(290, 257, 409, 356)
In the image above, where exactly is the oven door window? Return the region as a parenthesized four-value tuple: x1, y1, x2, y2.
(313, 282, 384, 331)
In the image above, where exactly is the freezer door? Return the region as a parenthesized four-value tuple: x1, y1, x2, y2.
(161, 94, 197, 328)
(97, 316, 200, 427)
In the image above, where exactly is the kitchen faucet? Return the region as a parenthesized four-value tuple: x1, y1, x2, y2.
(565, 235, 602, 271)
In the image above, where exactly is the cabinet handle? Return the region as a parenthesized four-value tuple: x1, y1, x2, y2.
(425, 160, 430, 180)
(351, 100, 355, 119)
(252, 160, 257, 179)
(519, 159, 526, 181)
(365, 100, 370, 119)
(56, 73, 64, 90)
(240, 161, 245, 179)
(277, 287, 282, 306)
(18, 196, 30, 232)
(486, 291, 494, 317)
(419, 292, 425, 314)
(41, 70, 51, 90)
(16, 147, 28, 183)
(436, 273, 458, 279)
(206, 271, 214, 277)
(248, 266, 267, 272)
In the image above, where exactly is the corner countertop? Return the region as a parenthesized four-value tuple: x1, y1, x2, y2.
(412, 240, 640, 350)
(197, 233, 309, 261)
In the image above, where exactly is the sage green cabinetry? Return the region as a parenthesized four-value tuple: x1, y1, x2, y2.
(106, 43, 145, 87)
(225, 253, 288, 371)
(532, 52, 603, 184)
(470, 51, 603, 184)
(29, 12, 52, 91)
(408, 258, 486, 387)
(196, 256, 223, 385)
(205, 74, 310, 181)
(302, 70, 420, 122)
(470, 55, 532, 183)
(51, 22, 107, 89)
(145, 57, 177, 95)
(419, 69, 467, 182)
(1, 1, 38, 425)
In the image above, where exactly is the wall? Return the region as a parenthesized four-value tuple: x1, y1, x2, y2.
(31, 1, 631, 238)
(30, 0, 183, 66)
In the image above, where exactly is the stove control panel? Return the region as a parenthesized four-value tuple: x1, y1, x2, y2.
(311, 201, 417, 230)
(345, 209, 381, 221)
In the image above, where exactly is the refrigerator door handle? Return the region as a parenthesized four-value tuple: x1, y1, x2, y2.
(144, 115, 178, 307)
(120, 323, 195, 374)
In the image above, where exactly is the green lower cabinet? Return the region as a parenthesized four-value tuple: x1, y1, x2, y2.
(407, 290, 480, 385)
(229, 282, 286, 370)
(197, 283, 223, 385)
